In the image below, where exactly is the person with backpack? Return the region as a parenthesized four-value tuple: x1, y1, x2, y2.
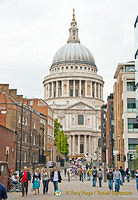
(107, 168, 113, 191)
(87, 168, 91, 181)
(92, 166, 97, 187)
(97, 168, 103, 187)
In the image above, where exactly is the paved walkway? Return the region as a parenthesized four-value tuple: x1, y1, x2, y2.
(8, 177, 138, 200)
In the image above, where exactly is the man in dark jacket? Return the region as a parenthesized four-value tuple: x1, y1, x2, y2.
(107, 168, 113, 190)
(51, 167, 62, 192)
(119, 166, 124, 185)
(19, 166, 31, 197)
(92, 166, 97, 187)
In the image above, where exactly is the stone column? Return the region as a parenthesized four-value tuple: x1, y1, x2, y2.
(48, 83, 50, 98)
(90, 81, 92, 97)
(84, 135, 87, 154)
(78, 135, 80, 154)
(69, 136, 71, 155)
(73, 80, 75, 97)
(79, 80, 81, 96)
(52, 82, 54, 98)
(72, 135, 75, 155)
(98, 83, 100, 99)
(92, 137, 94, 156)
(62, 81, 64, 97)
(67, 80, 69, 97)
(56, 81, 58, 97)
(101, 85, 103, 99)
(89, 135, 91, 156)
(95, 82, 97, 98)
(85, 81, 87, 96)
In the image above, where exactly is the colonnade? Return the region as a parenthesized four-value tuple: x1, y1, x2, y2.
(68, 134, 97, 156)
(45, 80, 103, 99)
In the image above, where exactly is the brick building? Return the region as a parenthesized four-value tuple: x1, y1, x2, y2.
(23, 98, 55, 161)
(0, 125, 16, 171)
(0, 84, 42, 170)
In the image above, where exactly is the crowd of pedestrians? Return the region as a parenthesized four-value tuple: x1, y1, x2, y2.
(65, 163, 138, 192)
(0, 164, 138, 199)
(19, 166, 62, 197)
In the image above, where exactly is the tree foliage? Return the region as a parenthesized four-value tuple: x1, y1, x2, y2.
(54, 118, 69, 155)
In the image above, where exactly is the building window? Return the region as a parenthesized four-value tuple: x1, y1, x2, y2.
(127, 98, 136, 112)
(75, 89, 78, 97)
(127, 82, 135, 91)
(70, 89, 73, 96)
(33, 135, 36, 145)
(24, 152, 27, 163)
(128, 118, 138, 132)
(75, 66, 78, 69)
(80, 144, 84, 153)
(66, 66, 68, 69)
(25, 118, 27, 126)
(33, 122, 36, 129)
(78, 115, 84, 125)
(72, 118, 74, 125)
(125, 65, 135, 72)
(18, 115, 21, 124)
(29, 101, 33, 106)
(71, 66, 73, 69)
(73, 30, 75, 35)
(128, 144, 136, 150)
(25, 134, 27, 143)
(80, 67, 82, 70)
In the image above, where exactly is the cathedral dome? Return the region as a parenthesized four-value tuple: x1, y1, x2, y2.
(52, 9, 96, 68)
(52, 43, 96, 67)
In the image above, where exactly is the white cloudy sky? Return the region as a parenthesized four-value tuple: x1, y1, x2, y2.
(0, 0, 137, 101)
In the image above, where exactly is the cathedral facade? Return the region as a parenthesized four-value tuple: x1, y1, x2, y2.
(43, 11, 104, 160)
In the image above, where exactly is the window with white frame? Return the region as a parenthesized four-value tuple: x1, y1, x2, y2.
(33, 135, 36, 145)
(18, 115, 21, 123)
(25, 134, 27, 143)
(25, 118, 27, 126)
(24, 152, 27, 163)
(33, 122, 36, 129)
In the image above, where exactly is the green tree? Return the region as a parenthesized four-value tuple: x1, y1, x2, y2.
(136, 145, 138, 160)
(54, 118, 69, 155)
(54, 118, 62, 145)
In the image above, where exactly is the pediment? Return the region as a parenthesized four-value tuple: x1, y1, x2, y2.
(67, 102, 95, 110)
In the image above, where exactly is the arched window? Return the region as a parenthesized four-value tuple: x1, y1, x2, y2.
(78, 115, 84, 125)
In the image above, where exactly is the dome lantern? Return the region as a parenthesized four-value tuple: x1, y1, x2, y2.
(67, 9, 80, 44)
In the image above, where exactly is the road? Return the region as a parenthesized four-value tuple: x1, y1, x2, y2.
(8, 176, 138, 200)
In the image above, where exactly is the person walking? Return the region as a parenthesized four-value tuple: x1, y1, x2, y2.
(32, 168, 41, 195)
(42, 168, 49, 194)
(67, 169, 70, 182)
(97, 168, 103, 187)
(135, 168, 138, 191)
(64, 168, 67, 177)
(107, 168, 113, 191)
(113, 167, 121, 192)
(125, 168, 130, 182)
(51, 167, 62, 193)
(19, 166, 31, 197)
(119, 166, 124, 185)
(83, 167, 86, 179)
(92, 166, 97, 187)
(78, 168, 83, 181)
(87, 168, 91, 181)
